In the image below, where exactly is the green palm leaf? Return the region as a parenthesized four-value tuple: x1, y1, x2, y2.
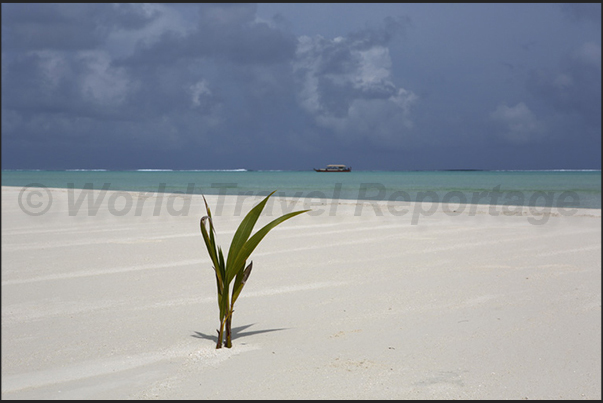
(231, 261, 253, 306)
(226, 209, 309, 283)
(200, 217, 220, 279)
(225, 191, 276, 282)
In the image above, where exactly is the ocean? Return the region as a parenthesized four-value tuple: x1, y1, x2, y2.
(1, 169, 601, 209)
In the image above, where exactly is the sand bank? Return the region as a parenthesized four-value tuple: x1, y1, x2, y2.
(1, 186, 601, 399)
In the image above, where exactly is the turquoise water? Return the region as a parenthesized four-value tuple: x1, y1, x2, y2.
(2, 170, 600, 209)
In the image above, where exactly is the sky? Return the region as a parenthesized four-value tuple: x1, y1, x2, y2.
(1, 3, 601, 171)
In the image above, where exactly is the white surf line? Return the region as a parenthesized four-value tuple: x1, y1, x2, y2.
(1, 259, 205, 286)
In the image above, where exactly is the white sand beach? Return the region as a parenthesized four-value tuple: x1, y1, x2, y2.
(1, 186, 601, 399)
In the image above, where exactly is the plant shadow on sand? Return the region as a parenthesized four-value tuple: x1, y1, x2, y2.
(192, 323, 287, 344)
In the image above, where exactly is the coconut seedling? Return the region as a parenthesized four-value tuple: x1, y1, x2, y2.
(200, 191, 309, 349)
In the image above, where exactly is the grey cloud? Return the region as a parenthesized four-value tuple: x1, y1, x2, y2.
(560, 3, 602, 24)
(196, 21, 297, 65)
(347, 15, 410, 50)
(489, 102, 546, 145)
(1, 4, 159, 51)
(315, 41, 356, 76)
(3, 51, 83, 112)
(526, 42, 601, 126)
(293, 17, 416, 147)
(2, 49, 136, 123)
(106, 4, 162, 30)
(2, 4, 600, 170)
(2, 3, 298, 140)
(121, 4, 297, 67)
(195, 3, 258, 27)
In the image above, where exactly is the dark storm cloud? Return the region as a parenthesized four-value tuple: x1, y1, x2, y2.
(3, 3, 417, 169)
(1, 3, 158, 51)
(560, 3, 602, 24)
(347, 15, 410, 50)
(527, 42, 601, 125)
(1, 3, 162, 144)
(292, 16, 417, 148)
(115, 3, 297, 69)
(122, 16, 297, 67)
(2, 3, 300, 162)
(488, 38, 601, 147)
(106, 4, 300, 156)
(1, 4, 600, 170)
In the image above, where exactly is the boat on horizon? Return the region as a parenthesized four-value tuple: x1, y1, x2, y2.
(313, 164, 351, 172)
